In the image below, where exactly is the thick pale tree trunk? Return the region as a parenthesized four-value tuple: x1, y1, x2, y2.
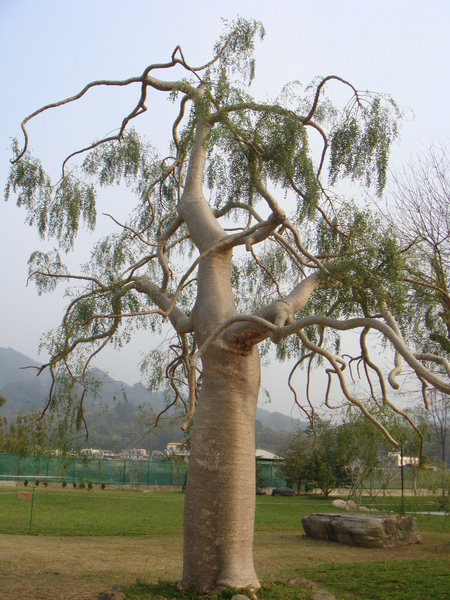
(177, 115, 261, 592)
(179, 251, 261, 592)
(180, 343, 261, 592)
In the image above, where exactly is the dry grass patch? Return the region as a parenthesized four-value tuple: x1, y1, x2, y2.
(0, 530, 448, 600)
(0, 535, 182, 600)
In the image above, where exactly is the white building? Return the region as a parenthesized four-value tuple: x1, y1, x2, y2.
(388, 452, 420, 468)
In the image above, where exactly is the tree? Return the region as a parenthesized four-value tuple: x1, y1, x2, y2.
(390, 144, 450, 356)
(303, 417, 348, 496)
(305, 450, 340, 497)
(425, 389, 450, 500)
(278, 429, 311, 492)
(6, 19, 450, 593)
(427, 390, 450, 466)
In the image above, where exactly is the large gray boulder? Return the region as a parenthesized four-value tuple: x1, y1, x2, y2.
(302, 513, 421, 548)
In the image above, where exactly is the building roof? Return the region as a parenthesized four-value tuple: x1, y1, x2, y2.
(255, 448, 283, 461)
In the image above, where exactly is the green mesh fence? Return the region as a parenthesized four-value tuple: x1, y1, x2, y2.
(257, 461, 287, 488)
(0, 453, 430, 494)
(0, 454, 187, 487)
(0, 454, 288, 489)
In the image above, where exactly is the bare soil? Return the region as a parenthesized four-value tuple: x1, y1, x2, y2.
(0, 531, 447, 599)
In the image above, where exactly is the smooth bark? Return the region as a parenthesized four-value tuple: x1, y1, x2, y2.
(180, 343, 260, 592)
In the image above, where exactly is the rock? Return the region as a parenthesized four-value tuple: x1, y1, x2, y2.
(331, 499, 347, 509)
(302, 513, 421, 548)
(256, 489, 267, 495)
(330, 498, 357, 511)
(271, 487, 295, 496)
(231, 595, 251, 600)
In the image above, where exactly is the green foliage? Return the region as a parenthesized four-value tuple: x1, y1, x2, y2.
(329, 96, 400, 196)
(6, 140, 97, 251)
(278, 430, 312, 492)
(27, 250, 69, 295)
(279, 408, 428, 497)
(404, 246, 450, 356)
(211, 17, 265, 87)
(317, 206, 406, 316)
(82, 129, 160, 202)
(0, 413, 38, 457)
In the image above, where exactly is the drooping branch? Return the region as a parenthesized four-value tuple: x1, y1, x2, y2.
(302, 75, 360, 125)
(12, 27, 241, 168)
(131, 275, 193, 334)
(179, 307, 450, 432)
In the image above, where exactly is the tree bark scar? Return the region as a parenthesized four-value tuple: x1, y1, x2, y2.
(232, 329, 267, 355)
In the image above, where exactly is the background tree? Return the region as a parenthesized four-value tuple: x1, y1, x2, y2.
(389, 144, 450, 357)
(425, 389, 449, 500)
(6, 19, 450, 593)
(281, 406, 428, 498)
(427, 390, 450, 467)
(278, 428, 311, 492)
(0, 397, 8, 452)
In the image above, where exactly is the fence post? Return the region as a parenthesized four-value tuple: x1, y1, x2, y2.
(400, 447, 405, 514)
(28, 487, 35, 535)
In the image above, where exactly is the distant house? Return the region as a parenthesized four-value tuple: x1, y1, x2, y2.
(388, 452, 420, 468)
(255, 448, 283, 461)
(80, 448, 104, 459)
(120, 448, 149, 461)
(165, 442, 190, 461)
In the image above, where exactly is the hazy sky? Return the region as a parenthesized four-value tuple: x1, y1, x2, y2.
(1, 0, 449, 414)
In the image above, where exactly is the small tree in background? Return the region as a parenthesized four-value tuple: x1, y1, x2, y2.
(278, 429, 311, 492)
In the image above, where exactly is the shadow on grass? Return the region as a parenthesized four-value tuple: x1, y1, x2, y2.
(122, 556, 450, 599)
(122, 580, 315, 599)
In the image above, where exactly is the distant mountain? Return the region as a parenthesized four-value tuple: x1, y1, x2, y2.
(0, 347, 166, 415)
(256, 407, 301, 433)
(0, 347, 300, 453)
(0, 347, 52, 415)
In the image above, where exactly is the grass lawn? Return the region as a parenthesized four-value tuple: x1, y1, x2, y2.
(0, 487, 448, 599)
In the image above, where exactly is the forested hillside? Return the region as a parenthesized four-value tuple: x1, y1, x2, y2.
(0, 347, 298, 453)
